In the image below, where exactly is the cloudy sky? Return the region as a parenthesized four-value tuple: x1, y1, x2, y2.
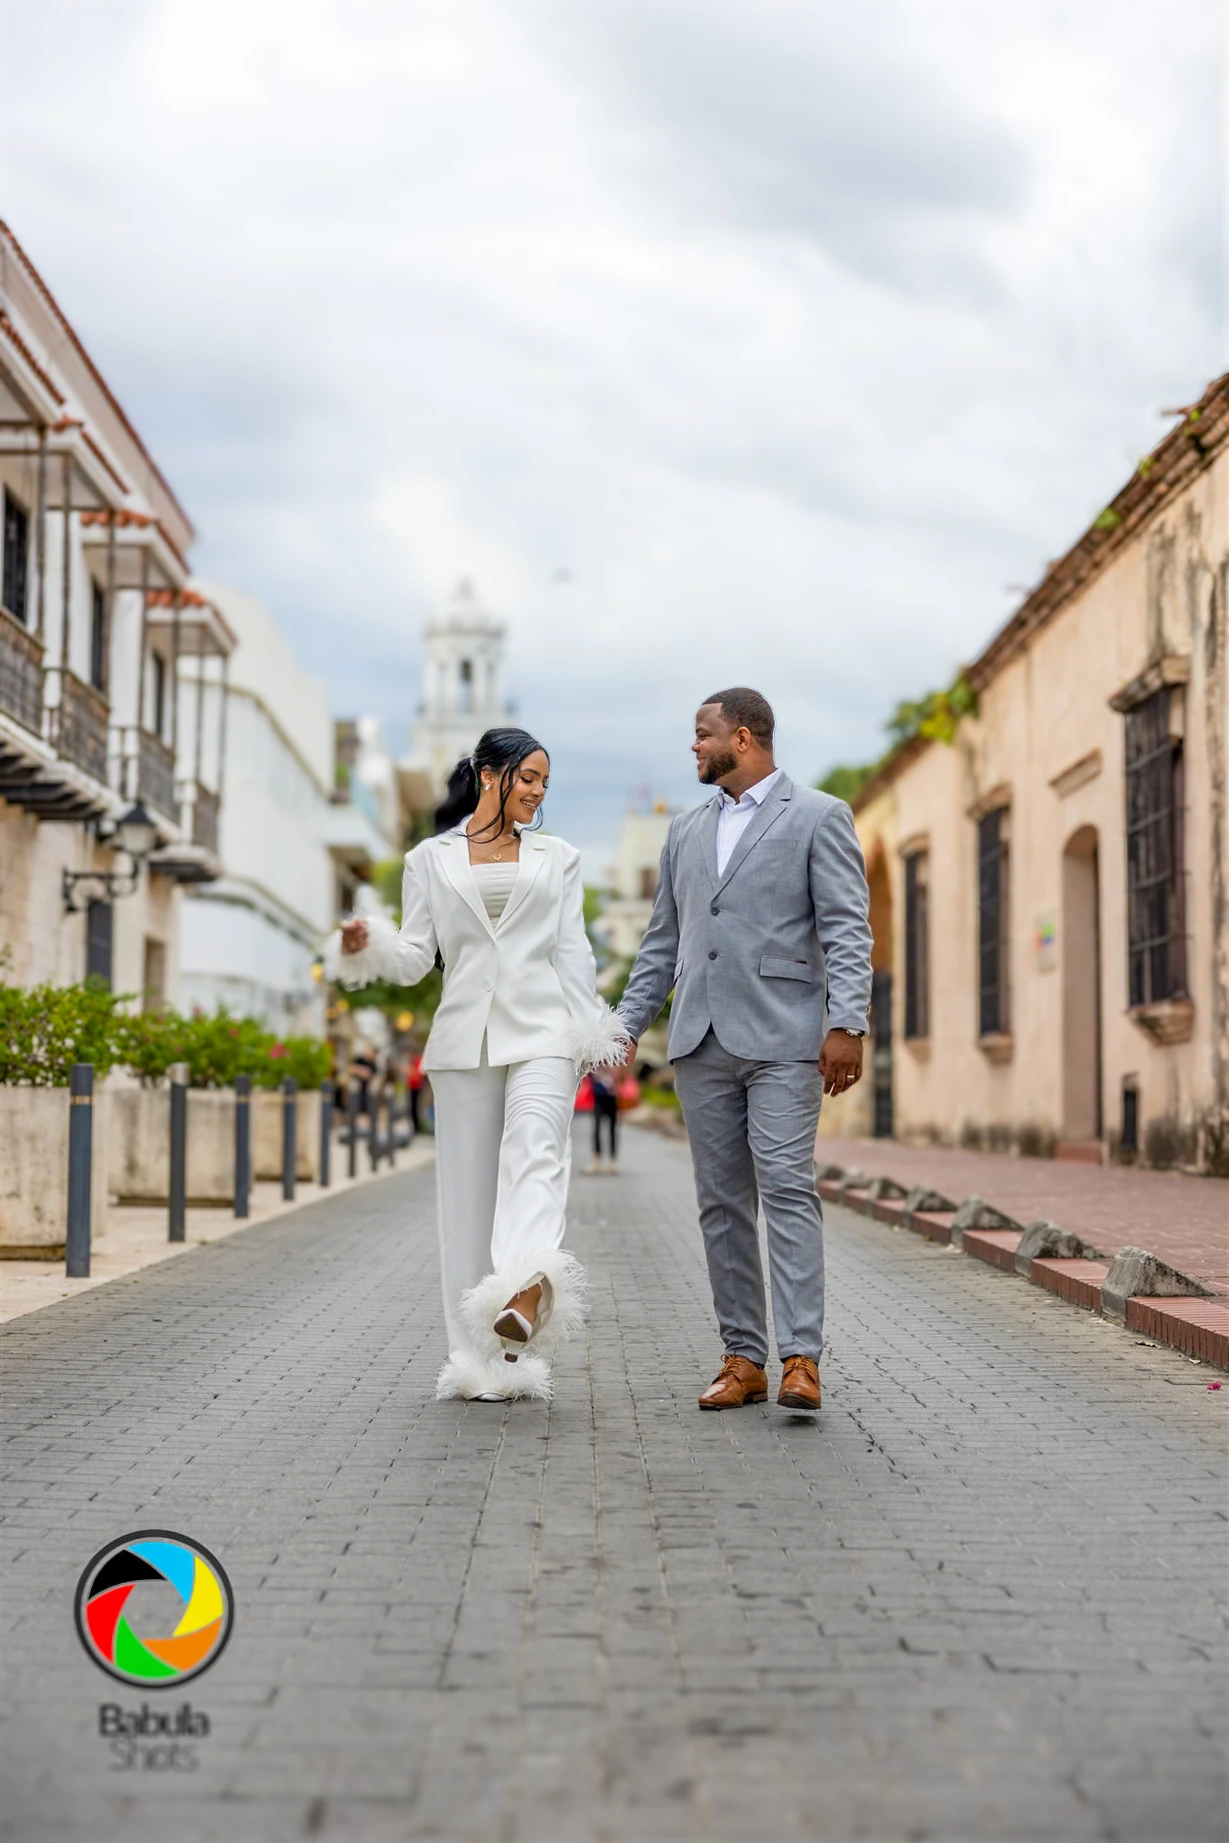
(1, 0, 1222, 862)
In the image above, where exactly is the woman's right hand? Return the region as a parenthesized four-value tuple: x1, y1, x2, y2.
(340, 919, 369, 955)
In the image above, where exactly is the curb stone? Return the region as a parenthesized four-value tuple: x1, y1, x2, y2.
(815, 1164, 1229, 1371)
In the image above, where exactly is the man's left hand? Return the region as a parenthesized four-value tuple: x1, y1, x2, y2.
(819, 1029, 863, 1097)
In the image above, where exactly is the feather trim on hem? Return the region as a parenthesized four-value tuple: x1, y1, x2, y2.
(321, 912, 400, 989)
(435, 1349, 553, 1401)
(459, 1247, 587, 1363)
(567, 1004, 632, 1073)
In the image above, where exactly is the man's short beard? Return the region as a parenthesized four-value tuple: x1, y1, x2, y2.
(698, 749, 738, 784)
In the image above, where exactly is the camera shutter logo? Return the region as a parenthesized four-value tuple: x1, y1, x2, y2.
(74, 1531, 234, 1688)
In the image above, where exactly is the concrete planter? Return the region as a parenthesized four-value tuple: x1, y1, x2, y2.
(108, 1087, 322, 1203)
(109, 1088, 236, 1205)
(0, 1083, 110, 1256)
(254, 1090, 321, 1183)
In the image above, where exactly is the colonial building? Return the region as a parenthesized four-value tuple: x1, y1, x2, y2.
(597, 799, 676, 962)
(821, 375, 1228, 1175)
(176, 583, 398, 1035)
(0, 222, 232, 1003)
(403, 578, 513, 800)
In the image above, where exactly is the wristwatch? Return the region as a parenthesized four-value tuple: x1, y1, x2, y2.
(836, 1027, 865, 1039)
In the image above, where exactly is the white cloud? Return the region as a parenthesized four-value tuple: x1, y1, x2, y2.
(0, 0, 1221, 853)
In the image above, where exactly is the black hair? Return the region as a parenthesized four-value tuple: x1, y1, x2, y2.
(433, 727, 550, 837)
(701, 686, 775, 748)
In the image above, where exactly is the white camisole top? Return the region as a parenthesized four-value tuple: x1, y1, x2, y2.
(471, 861, 518, 923)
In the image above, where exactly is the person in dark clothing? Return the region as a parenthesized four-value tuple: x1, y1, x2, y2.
(586, 1065, 619, 1174)
(347, 1043, 378, 1122)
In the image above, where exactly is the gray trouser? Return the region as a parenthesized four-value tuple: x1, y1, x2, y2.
(673, 1029, 824, 1367)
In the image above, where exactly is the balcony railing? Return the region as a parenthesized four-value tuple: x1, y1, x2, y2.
(137, 728, 178, 821)
(191, 782, 220, 855)
(0, 607, 45, 736)
(52, 671, 109, 783)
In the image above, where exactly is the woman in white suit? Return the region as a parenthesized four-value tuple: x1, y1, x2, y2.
(325, 729, 626, 1402)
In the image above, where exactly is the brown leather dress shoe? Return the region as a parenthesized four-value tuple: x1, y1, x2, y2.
(777, 1355, 821, 1411)
(698, 1354, 769, 1410)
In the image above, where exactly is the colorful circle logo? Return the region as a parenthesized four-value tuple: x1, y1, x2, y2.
(74, 1530, 234, 1688)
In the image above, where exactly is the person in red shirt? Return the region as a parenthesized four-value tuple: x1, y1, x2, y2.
(406, 1050, 426, 1134)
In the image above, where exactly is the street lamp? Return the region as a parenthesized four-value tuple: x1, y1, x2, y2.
(62, 802, 158, 913)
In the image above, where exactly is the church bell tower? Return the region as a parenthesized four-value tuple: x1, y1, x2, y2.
(408, 579, 511, 794)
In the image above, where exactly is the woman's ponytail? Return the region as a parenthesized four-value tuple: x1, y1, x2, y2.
(433, 757, 480, 834)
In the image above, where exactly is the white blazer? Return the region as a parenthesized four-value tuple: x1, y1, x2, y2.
(325, 826, 623, 1073)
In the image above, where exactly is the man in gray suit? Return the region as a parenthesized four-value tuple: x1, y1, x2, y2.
(619, 688, 872, 1412)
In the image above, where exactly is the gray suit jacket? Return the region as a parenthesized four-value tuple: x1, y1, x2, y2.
(618, 775, 873, 1062)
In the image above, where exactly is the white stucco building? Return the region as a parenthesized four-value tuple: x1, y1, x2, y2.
(403, 578, 512, 798)
(597, 800, 676, 961)
(177, 583, 393, 1036)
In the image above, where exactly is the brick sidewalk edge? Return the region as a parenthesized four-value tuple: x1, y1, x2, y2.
(815, 1177, 1229, 1372)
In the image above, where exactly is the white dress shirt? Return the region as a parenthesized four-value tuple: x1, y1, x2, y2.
(715, 769, 782, 877)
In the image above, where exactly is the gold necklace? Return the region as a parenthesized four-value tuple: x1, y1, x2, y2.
(470, 830, 517, 863)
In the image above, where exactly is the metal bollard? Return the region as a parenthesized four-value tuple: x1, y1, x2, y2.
(386, 1085, 397, 1169)
(347, 1083, 359, 1180)
(368, 1086, 380, 1174)
(66, 1062, 94, 1277)
(319, 1079, 333, 1188)
(168, 1061, 189, 1242)
(282, 1077, 297, 1202)
(234, 1074, 251, 1217)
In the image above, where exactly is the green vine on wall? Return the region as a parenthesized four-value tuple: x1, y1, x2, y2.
(817, 673, 978, 802)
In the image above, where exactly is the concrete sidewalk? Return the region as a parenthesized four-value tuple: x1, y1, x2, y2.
(0, 1141, 434, 1324)
(816, 1137, 1229, 1292)
(815, 1136, 1229, 1370)
(1, 1125, 1224, 1842)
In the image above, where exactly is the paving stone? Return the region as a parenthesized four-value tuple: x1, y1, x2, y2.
(0, 1127, 1225, 1842)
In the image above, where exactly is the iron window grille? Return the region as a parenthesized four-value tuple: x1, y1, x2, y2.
(871, 968, 894, 1138)
(89, 580, 106, 692)
(86, 899, 114, 988)
(903, 850, 930, 1039)
(3, 489, 29, 625)
(1124, 689, 1186, 1005)
(977, 807, 1010, 1037)
(152, 651, 167, 738)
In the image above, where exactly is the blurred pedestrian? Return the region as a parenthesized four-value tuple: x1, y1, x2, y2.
(406, 1049, 426, 1134)
(347, 1040, 378, 1122)
(585, 1065, 620, 1174)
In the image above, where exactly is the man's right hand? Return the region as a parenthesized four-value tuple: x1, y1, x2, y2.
(340, 919, 369, 955)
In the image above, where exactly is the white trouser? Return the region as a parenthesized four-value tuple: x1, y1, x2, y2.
(429, 1049, 583, 1400)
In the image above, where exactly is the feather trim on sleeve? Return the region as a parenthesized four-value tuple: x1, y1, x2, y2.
(321, 911, 401, 990)
(566, 1003, 633, 1073)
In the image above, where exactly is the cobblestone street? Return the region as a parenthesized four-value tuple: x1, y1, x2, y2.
(2, 1126, 1225, 1843)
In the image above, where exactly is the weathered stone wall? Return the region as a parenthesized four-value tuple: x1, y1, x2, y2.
(841, 437, 1228, 1173)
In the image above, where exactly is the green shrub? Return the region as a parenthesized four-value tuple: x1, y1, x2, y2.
(255, 1035, 332, 1091)
(0, 983, 333, 1090)
(640, 1084, 681, 1113)
(0, 979, 128, 1086)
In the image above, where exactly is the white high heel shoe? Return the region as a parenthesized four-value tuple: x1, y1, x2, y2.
(493, 1272, 554, 1361)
